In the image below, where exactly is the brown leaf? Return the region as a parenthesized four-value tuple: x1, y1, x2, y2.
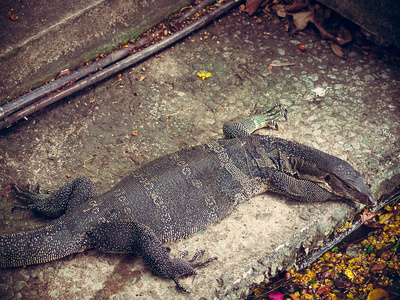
(290, 11, 314, 32)
(371, 263, 386, 272)
(245, 0, 264, 16)
(285, 3, 308, 12)
(361, 209, 376, 223)
(316, 285, 331, 296)
(313, 22, 335, 40)
(337, 26, 352, 45)
(288, 7, 335, 41)
(330, 43, 345, 58)
(276, 5, 286, 18)
(288, 293, 301, 300)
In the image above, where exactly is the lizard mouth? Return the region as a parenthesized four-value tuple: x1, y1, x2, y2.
(363, 189, 377, 207)
(298, 172, 377, 207)
(329, 174, 377, 207)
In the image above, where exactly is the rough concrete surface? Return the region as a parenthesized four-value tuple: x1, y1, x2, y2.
(0, 7, 399, 300)
(0, 0, 191, 104)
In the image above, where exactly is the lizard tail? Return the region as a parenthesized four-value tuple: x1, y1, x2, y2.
(0, 224, 90, 268)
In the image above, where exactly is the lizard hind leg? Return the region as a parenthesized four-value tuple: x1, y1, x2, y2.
(12, 177, 96, 217)
(86, 220, 217, 293)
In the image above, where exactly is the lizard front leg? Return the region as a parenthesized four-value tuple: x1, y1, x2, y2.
(266, 169, 345, 204)
(223, 104, 287, 138)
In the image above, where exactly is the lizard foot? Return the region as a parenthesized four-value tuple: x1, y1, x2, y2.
(11, 184, 50, 213)
(223, 103, 288, 138)
(185, 249, 218, 268)
(257, 103, 288, 130)
(10, 178, 96, 217)
(170, 250, 218, 293)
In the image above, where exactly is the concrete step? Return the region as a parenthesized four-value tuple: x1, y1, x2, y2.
(0, 0, 191, 105)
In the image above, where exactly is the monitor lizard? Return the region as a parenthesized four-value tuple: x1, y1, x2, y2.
(0, 107, 376, 292)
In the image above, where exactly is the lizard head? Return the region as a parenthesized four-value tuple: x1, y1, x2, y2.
(251, 135, 376, 206)
(294, 156, 377, 207)
(326, 162, 377, 207)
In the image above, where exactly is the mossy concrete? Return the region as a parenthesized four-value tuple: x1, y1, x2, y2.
(0, 0, 192, 105)
(0, 7, 399, 300)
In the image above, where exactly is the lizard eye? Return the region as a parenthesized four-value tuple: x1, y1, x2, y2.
(324, 175, 331, 182)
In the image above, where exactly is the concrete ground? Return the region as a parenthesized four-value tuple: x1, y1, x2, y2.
(1, 5, 399, 300)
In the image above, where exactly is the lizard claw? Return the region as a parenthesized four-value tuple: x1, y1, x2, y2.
(11, 185, 36, 213)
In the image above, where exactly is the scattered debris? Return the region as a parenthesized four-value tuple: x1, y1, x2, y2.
(248, 191, 400, 300)
(243, 0, 399, 59)
(267, 62, 295, 70)
(83, 157, 94, 171)
(330, 43, 345, 58)
(311, 87, 327, 97)
(5, 8, 19, 21)
(56, 69, 72, 79)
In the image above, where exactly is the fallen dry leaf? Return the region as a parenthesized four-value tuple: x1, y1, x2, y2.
(379, 212, 394, 224)
(336, 25, 353, 45)
(371, 263, 386, 272)
(276, 5, 286, 18)
(316, 285, 331, 295)
(288, 7, 335, 41)
(245, 0, 264, 16)
(361, 209, 376, 223)
(367, 288, 389, 300)
(285, 3, 308, 13)
(330, 43, 345, 58)
(288, 293, 301, 300)
(313, 21, 335, 40)
(290, 11, 314, 32)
